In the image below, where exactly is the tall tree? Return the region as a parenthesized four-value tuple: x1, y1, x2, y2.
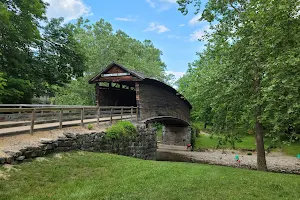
(0, 0, 47, 103)
(54, 18, 169, 105)
(0, 1, 86, 103)
(177, 0, 300, 171)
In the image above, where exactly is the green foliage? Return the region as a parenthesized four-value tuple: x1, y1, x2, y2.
(190, 132, 196, 151)
(1, 152, 300, 200)
(177, 0, 300, 169)
(87, 124, 93, 130)
(53, 78, 95, 105)
(0, 1, 86, 103)
(0, 0, 47, 103)
(106, 121, 137, 140)
(0, 73, 7, 102)
(0, 77, 33, 103)
(53, 18, 169, 105)
(151, 122, 163, 141)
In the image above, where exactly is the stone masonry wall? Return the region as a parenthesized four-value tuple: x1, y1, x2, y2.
(1, 126, 156, 164)
(162, 125, 191, 146)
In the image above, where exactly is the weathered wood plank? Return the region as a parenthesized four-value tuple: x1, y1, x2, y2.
(30, 109, 36, 134)
(59, 109, 63, 129)
(81, 108, 84, 127)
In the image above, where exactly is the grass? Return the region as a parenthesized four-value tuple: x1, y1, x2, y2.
(194, 134, 259, 150)
(194, 134, 300, 156)
(1, 152, 300, 200)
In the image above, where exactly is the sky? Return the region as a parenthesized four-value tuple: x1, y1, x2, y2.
(44, 0, 209, 80)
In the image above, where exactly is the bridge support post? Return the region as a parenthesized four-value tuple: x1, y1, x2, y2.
(30, 109, 36, 134)
(121, 108, 123, 120)
(81, 108, 84, 127)
(97, 107, 100, 125)
(110, 108, 113, 124)
(59, 109, 63, 129)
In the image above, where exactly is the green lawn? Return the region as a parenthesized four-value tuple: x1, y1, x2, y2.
(1, 152, 300, 200)
(194, 134, 300, 156)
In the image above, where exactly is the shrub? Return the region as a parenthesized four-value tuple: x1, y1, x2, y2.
(87, 124, 93, 130)
(106, 121, 137, 140)
(247, 152, 252, 155)
(191, 132, 196, 151)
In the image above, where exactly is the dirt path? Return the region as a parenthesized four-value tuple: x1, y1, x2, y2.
(157, 144, 300, 174)
(0, 115, 131, 136)
(0, 122, 110, 158)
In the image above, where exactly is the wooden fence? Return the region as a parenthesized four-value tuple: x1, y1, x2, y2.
(0, 105, 138, 135)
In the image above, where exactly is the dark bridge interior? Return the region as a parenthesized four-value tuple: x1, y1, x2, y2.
(98, 83, 137, 107)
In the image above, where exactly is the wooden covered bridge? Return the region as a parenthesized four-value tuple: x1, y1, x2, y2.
(89, 62, 192, 145)
(0, 62, 191, 146)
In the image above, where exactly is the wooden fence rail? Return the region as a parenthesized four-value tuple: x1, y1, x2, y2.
(0, 106, 138, 135)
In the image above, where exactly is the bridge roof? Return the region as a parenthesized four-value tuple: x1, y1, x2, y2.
(88, 62, 192, 109)
(142, 116, 190, 126)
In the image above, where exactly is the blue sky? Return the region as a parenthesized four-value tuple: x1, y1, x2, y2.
(45, 0, 209, 80)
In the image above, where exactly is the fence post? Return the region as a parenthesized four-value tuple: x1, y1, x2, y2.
(121, 108, 123, 120)
(59, 108, 63, 129)
(110, 108, 113, 124)
(81, 108, 84, 127)
(97, 107, 100, 125)
(136, 107, 138, 122)
(30, 109, 36, 134)
(130, 106, 133, 121)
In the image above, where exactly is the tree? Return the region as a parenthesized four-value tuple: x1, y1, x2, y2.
(0, 0, 47, 103)
(177, 0, 300, 171)
(0, 1, 86, 103)
(35, 18, 86, 96)
(0, 73, 6, 103)
(53, 18, 169, 105)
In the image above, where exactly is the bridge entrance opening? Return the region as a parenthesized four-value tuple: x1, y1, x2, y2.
(98, 82, 137, 107)
(89, 63, 142, 108)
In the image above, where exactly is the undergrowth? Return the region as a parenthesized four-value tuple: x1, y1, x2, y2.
(106, 121, 137, 139)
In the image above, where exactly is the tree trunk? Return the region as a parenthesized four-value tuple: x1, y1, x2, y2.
(254, 70, 267, 171)
(255, 116, 267, 171)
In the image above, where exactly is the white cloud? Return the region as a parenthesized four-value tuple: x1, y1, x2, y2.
(160, 0, 177, 3)
(115, 17, 136, 22)
(188, 14, 202, 26)
(179, 24, 185, 27)
(166, 71, 185, 80)
(144, 22, 170, 33)
(167, 35, 180, 39)
(146, 0, 177, 11)
(146, 0, 156, 8)
(189, 28, 208, 41)
(45, 0, 91, 22)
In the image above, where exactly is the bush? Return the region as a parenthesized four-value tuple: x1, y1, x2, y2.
(247, 152, 252, 155)
(106, 121, 137, 140)
(87, 124, 93, 130)
(191, 132, 196, 151)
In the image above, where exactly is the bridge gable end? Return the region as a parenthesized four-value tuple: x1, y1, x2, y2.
(89, 62, 144, 83)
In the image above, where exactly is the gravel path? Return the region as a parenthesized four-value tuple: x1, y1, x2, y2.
(157, 144, 300, 174)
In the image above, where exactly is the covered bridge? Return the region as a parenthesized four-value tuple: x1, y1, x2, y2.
(89, 62, 192, 146)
